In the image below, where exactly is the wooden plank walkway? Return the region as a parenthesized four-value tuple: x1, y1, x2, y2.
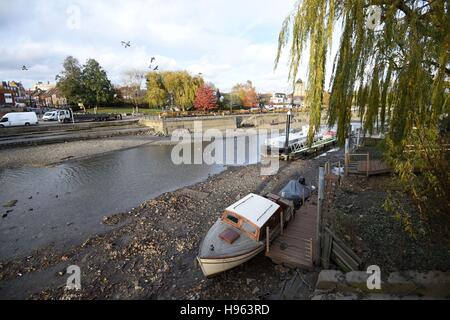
(348, 159, 391, 176)
(265, 198, 317, 270)
(357, 160, 391, 175)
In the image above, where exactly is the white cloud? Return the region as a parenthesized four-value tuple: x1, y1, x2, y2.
(0, 0, 320, 93)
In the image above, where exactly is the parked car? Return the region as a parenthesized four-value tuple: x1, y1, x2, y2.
(0, 112, 39, 128)
(42, 111, 58, 121)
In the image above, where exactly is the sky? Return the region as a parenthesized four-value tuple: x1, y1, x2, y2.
(0, 0, 340, 93)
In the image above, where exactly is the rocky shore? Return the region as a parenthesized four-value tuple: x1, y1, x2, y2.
(0, 151, 339, 299)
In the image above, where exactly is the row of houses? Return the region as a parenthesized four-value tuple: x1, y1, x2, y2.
(0, 81, 27, 106)
(0, 81, 67, 108)
(30, 86, 68, 108)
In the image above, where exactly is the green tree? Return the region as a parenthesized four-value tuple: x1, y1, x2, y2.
(56, 56, 83, 106)
(81, 59, 115, 109)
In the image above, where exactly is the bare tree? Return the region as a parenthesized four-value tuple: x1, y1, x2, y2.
(122, 69, 146, 115)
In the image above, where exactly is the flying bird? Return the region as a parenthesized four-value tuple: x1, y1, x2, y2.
(121, 41, 131, 48)
(153, 66, 159, 71)
(21, 65, 28, 71)
(151, 57, 155, 63)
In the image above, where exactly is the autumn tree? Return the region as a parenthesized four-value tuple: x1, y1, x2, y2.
(231, 81, 259, 108)
(194, 85, 217, 111)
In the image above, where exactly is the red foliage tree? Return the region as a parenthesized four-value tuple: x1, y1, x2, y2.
(194, 85, 217, 111)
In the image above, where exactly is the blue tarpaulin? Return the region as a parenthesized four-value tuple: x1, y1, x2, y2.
(279, 179, 312, 209)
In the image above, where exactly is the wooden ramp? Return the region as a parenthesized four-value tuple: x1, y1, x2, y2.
(265, 198, 317, 270)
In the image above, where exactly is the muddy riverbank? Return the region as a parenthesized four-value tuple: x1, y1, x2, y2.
(0, 152, 340, 299)
(0, 134, 170, 169)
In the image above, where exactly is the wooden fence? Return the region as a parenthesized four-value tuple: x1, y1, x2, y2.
(318, 162, 363, 272)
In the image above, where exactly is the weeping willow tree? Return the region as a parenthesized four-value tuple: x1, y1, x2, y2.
(276, 0, 449, 236)
(146, 71, 204, 111)
(276, 0, 449, 144)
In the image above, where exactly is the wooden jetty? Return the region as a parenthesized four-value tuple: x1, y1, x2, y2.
(265, 197, 318, 270)
(279, 137, 337, 161)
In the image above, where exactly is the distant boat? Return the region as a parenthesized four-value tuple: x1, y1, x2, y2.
(264, 127, 336, 154)
(197, 193, 294, 277)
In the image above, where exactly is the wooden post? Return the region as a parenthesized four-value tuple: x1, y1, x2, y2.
(321, 231, 332, 269)
(366, 153, 370, 178)
(284, 111, 292, 157)
(344, 138, 349, 177)
(280, 211, 284, 235)
(338, 160, 341, 177)
(316, 167, 325, 265)
(356, 129, 361, 148)
(266, 226, 270, 254)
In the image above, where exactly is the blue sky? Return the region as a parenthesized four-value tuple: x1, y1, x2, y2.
(0, 0, 339, 92)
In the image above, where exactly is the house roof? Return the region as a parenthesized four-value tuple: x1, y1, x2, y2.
(225, 193, 280, 228)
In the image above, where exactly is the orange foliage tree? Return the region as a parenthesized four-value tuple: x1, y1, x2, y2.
(231, 80, 258, 108)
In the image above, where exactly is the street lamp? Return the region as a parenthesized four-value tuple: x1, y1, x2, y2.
(284, 109, 292, 156)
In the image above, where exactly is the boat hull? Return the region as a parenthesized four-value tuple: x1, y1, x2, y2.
(197, 246, 264, 277)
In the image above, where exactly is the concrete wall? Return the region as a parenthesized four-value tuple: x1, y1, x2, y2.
(139, 117, 165, 133)
(140, 115, 237, 134)
(314, 270, 450, 299)
(139, 112, 318, 135)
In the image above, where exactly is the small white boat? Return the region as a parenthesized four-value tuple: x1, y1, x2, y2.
(264, 127, 337, 154)
(197, 193, 294, 277)
(264, 128, 308, 153)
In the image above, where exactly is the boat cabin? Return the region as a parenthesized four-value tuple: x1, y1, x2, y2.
(220, 193, 289, 242)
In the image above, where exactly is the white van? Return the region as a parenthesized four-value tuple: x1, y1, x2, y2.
(42, 111, 58, 121)
(0, 112, 39, 128)
(42, 110, 72, 122)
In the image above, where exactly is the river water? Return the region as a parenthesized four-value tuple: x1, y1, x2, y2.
(0, 139, 265, 260)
